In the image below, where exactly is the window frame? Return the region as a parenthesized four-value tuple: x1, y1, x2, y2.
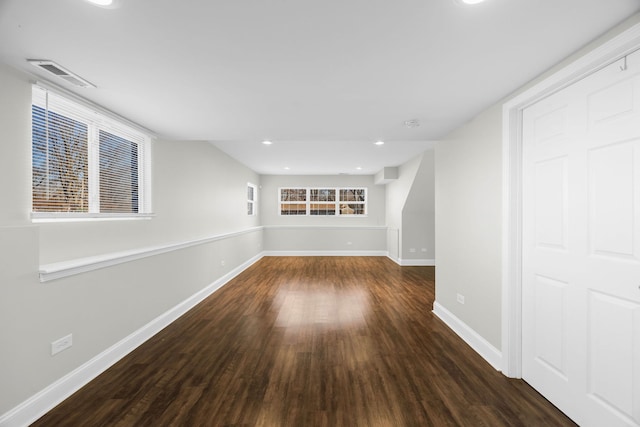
(338, 188, 367, 216)
(31, 85, 152, 222)
(279, 187, 308, 216)
(309, 188, 337, 216)
(278, 187, 367, 217)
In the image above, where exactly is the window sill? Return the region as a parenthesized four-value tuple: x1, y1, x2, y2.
(31, 213, 156, 223)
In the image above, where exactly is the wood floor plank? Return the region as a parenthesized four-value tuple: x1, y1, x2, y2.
(31, 257, 576, 426)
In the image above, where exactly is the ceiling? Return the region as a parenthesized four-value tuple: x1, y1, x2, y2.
(1, 0, 639, 175)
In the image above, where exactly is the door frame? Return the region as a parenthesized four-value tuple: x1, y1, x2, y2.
(501, 20, 640, 378)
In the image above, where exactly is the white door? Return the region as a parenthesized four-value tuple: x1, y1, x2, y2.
(522, 50, 640, 427)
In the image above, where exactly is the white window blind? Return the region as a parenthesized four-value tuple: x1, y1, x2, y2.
(31, 85, 151, 219)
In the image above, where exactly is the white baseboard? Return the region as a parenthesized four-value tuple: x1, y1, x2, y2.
(432, 301, 502, 371)
(387, 254, 400, 264)
(263, 250, 388, 257)
(398, 258, 435, 266)
(387, 256, 435, 266)
(0, 254, 263, 427)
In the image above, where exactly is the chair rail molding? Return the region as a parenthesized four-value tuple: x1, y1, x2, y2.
(39, 226, 264, 282)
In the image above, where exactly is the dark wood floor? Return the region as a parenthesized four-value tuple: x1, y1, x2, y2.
(33, 256, 576, 426)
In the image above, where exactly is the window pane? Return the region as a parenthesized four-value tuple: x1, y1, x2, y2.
(99, 130, 138, 213)
(281, 203, 306, 215)
(248, 202, 254, 215)
(310, 189, 335, 202)
(32, 105, 89, 212)
(310, 203, 336, 215)
(281, 188, 306, 202)
(339, 188, 365, 202)
(247, 185, 254, 201)
(340, 203, 365, 215)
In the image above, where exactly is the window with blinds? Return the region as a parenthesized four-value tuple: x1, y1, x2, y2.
(31, 85, 151, 219)
(279, 187, 367, 216)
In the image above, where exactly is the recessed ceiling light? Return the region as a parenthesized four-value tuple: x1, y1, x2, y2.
(404, 119, 420, 128)
(84, 0, 121, 8)
(284, 166, 290, 170)
(86, 0, 113, 5)
(374, 141, 385, 146)
(262, 140, 273, 145)
(356, 167, 362, 170)
(458, 0, 486, 4)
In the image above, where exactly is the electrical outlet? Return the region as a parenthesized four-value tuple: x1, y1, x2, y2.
(421, 248, 427, 252)
(346, 241, 353, 245)
(220, 260, 226, 266)
(456, 294, 465, 305)
(51, 334, 72, 356)
(409, 248, 416, 253)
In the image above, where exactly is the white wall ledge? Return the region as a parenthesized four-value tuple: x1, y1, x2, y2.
(264, 250, 388, 257)
(389, 258, 435, 266)
(263, 225, 387, 230)
(39, 226, 264, 283)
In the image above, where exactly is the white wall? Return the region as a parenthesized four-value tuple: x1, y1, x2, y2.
(385, 158, 419, 235)
(260, 174, 386, 253)
(263, 226, 386, 254)
(0, 64, 31, 227)
(384, 152, 435, 264)
(434, 12, 640, 353)
(435, 105, 503, 348)
(401, 151, 435, 262)
(0, 63, 263, 418)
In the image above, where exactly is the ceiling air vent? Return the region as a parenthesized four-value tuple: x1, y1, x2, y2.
(27, 59, 96, 88)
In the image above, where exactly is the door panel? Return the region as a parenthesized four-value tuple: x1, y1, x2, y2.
(522, 49, 640, 427)
(588, 79, 635, 124)
(534, 275, 568, 378)
(587, 291, 640, 424)
(534, 157, 568, 250)
(523, 84, 581, 421)
(588, 142, 636, 258)
(534, 105, 568, 144)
